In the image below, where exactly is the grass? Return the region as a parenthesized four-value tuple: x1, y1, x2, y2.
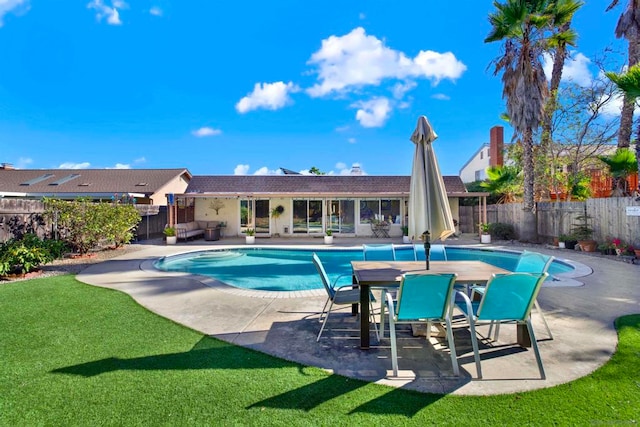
(1, 275, 639, 426)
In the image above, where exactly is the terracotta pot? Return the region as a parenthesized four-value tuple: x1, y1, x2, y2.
(635, 249, 640, 259)
(578, 240, 597, 252)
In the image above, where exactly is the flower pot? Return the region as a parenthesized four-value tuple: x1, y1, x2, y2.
(565, 240, 578, 250)
(324, 235, 333, 244)
(402, 235, 411, 244)
(634, 249, 640, 259)
(480, 234, 491, 244)
(578, 240, 597, 252)
(558, 241, 566, 249)
(245, 236, 255, 244)
(166, 236, 177, 245)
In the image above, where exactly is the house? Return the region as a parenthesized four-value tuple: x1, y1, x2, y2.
(459, 126, 504, 183)
(168, 175, 480, 238)
(0, 164, 191, 205)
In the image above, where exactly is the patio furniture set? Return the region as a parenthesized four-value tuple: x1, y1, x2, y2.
(314, 244, 553, 380)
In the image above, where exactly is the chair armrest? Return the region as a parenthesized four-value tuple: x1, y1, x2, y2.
(452, 289, 474, 318)
(331, 273, 354, 289)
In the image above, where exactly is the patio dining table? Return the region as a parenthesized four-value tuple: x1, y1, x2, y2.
(351, 260, 515, 349)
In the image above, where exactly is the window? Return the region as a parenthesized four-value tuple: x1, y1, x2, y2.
(359, 199, 400, 224)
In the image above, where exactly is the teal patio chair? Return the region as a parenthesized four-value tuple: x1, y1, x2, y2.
(478, 250, 554, 340)
(363, 244, 397, 340)
(454, 272, 548, 379)
(413, 243, 447, 261)
(362, 243, 396, 261)
(386, 273, 459, 377)
(312, 253, 378, 342)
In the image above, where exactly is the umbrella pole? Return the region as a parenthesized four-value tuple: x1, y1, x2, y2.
(423, 230, 431, 270)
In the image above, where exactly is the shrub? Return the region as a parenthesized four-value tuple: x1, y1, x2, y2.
(489, 222, 517, 240)
(0, 234, 56, 275)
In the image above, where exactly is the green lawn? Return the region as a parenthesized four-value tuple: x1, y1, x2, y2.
(1, 275, 638, 425)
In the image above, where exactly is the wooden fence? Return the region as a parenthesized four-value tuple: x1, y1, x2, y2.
(460, 197, 640, 247)
(0, 199, 167, 242)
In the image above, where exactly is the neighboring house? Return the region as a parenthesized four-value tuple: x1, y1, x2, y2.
(0, 164, 191, 205)
(169, 175, 478, 238)
(459, 126, 504, 184)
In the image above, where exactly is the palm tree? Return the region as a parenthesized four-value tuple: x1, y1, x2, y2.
(606, 0, 640, 149)
(607, 64, 640, 186)
(480, 165, 523, 203)
(598, 149, 638, 196)
(485, 0, 578, 241)
(539, 0, 583, 200)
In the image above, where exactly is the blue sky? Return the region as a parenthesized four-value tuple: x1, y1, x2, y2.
(0, 1, 626, 176)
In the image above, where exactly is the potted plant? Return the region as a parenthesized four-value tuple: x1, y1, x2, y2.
(271, 205, 284, 236)
(572, 209, 596, 252)
(163, 227, 177, 245)
(401, 226, 411, 243)
(479, 223, 491, 244)
(245, 228, 255, 244)
(324, 229, 334, 244)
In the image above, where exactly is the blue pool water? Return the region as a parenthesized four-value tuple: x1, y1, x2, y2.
(154, 246, 574, 292)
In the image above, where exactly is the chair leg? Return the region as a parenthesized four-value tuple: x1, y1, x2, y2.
(534, 299, 553, 340)
(389, 316, 399, 377)
(526, 319, 546, 379)
(467, 317, 483, 379)
(318, 297, 330, 323)
(316, 300, 335, 341)
(445, 316, 460, 376)
(379, 289, 387, 339)
(369, 300, 379, 342)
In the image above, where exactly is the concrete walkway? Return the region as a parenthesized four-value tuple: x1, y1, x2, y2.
(76, 236, 640, 396)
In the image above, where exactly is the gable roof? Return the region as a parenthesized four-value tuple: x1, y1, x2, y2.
(184, 175, 468, 197)
(0, 168, 191, 197)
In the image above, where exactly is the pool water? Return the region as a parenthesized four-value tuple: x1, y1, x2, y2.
(154, 246, 574, 292)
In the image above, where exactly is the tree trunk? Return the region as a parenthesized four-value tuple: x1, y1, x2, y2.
(618, 28, 640, 148)
(538, 22, 571, 202)
(520, 127, 538, 241)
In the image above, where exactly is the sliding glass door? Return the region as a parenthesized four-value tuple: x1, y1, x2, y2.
(292, 199, 323, 234)
(328, 199, 355, 234)
(240, 199, 270, 234)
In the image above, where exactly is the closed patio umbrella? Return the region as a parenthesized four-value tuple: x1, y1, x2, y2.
(408, 115, 455, 267)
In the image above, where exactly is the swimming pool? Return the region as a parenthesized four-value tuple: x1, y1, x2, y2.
(153, 246, 575, 292)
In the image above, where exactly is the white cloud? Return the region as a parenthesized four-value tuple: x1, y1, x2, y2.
(192, 127, 222, 137)
(0, 0, 28, 26)
(134, 157, 146, 164)
(149, 6, 162, 16)
(338, 163, 366, 175)
(235, 81, 299, 113)
(87, 0, 126, 25)
(234, 164, 250, 175)
(543, 51, 592, 87)
(335, 162, 347, 170)
(431, 93, 450, 100)
(112, 163, 130, 169)
(59, 162, 91, 169)
(347, 137, 356, 144)
(15, 157, 32, 168)
(599, 92, 640, 118)
(306, 27, 466, 97)
(392, 81, 417, 99)
(352, 97, 391, 127)
(253, 167, 282, 175)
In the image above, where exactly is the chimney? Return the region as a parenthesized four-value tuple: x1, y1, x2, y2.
(489, 126, 504, 167)
(1, 163, 15, 170)
(350, 164, 363, 175)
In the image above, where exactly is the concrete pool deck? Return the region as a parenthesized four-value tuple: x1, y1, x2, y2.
(76, 236, 640, 396)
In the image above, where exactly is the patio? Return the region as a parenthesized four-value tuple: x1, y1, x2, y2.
(76, 235, 640, 395)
